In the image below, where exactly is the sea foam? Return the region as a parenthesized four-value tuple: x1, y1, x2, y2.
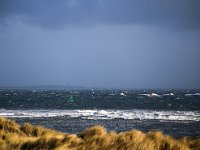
(0, 109, 199, 121)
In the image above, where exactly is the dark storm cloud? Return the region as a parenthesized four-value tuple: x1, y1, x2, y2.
(0, 0, 200, 89)
(0, 0, 200, 30)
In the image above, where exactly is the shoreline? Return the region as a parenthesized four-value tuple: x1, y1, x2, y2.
(0, 117, 200, 150)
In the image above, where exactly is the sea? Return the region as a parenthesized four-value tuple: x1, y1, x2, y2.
(0, 89, 199, 138)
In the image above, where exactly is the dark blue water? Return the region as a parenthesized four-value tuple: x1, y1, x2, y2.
(0, 89, 199, 110)
(0, 89, 200, 138)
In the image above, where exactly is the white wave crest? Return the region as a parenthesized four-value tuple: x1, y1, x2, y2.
(0, 109, 199, 121)
(139, 93, 161, 97)
(185, 93, 200, 96)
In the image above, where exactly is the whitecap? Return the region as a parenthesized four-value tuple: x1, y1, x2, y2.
(185, 93, 200, 96)
(120, 93, 126, 96)
(139, 93, 161, 97)
(163, 93, 174, 96)
(0, 109, 199, 121)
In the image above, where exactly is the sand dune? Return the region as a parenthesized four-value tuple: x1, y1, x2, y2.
(0, 117, 199, 150)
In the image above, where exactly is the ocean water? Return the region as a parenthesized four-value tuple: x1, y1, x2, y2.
(0, 89, 200, 138)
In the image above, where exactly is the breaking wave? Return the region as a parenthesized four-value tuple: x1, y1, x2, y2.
(0, 109, 199, 121)
(185, 93, 200, 96)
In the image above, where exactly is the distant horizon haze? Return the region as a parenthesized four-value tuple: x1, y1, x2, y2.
(0, 85, 200, 90)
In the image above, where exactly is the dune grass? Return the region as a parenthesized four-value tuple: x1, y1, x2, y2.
(0, 117, 199, 150)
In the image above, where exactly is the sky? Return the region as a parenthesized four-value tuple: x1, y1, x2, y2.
(0, 0, 200, 89)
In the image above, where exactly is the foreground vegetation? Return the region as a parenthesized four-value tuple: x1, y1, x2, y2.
(0, 117, 199, 150)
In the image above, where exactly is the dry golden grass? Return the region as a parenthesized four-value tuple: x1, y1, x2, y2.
(0, 117, 199, 150)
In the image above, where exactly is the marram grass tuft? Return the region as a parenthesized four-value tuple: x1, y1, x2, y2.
(0, 117, 199, 150)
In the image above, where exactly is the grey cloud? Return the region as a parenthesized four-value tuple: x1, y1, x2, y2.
(0, 0, 200, 30)
(0, 23, 200, 88)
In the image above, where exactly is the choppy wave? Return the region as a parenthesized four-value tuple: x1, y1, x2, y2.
(138, 93, 174, 97)
(185, 93, 200, 96)
(0, 109, 199, 121)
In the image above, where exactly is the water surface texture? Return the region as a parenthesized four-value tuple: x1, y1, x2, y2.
(0, 89, 199, 138)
